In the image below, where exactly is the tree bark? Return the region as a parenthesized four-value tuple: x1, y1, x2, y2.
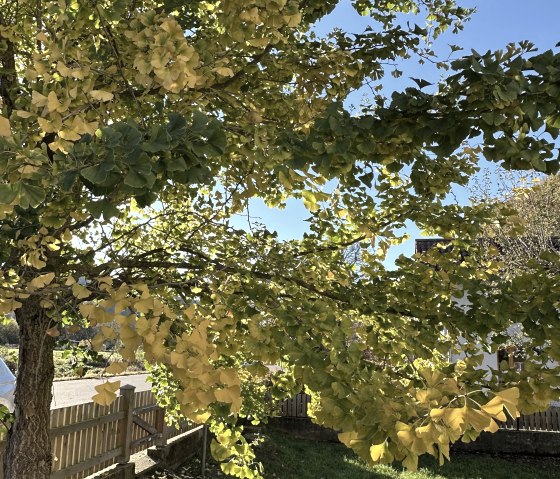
(4, 298, 55, 479)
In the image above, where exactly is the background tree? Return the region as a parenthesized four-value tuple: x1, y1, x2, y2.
(1, 1, 560, 478)
(472, 172, 560, 275)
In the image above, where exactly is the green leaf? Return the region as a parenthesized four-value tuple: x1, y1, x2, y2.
(61, 170, 78, 191)
(411, 77, 432, 89)
(86, 199, 120, 220)
(113, 122, 142, 150)
(100, 127, 122, 148)
(167, 113, 187, 139)
(20, 183, 46, 208)
(124, 169, 147, 188)
(0, 183, 18, 204)
(80, 162, 116, 185)
(204, 122, 227, 156)
(143, 125, 171, 152)
(166, 156, 188, 172)
(191, 111, 208, 133)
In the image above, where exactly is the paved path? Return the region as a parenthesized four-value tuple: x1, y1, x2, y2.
(51, 374, 150, 409)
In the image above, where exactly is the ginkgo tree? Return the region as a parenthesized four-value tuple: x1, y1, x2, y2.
(1, 0, 560, 477)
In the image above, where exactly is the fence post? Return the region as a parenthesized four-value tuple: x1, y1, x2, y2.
(154, 407, 168, 448)
(118, 384, 135, 464)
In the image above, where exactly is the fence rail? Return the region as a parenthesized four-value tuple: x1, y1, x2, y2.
(280, 393, 311, 418)
(0, 385, 196, 479)
(498, 406, 560, 432)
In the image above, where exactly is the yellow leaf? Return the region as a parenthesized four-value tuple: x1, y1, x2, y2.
(92, 381, 121, 406)
(105, 361, 128, 375)
(15, 110, 33, 119)
(284, 12, 302, 27)
(47, 91, 63, 113)
(32, 90, 48, 107)
(481, 399, 507, 421)
(466, 407, 492, 431)
(193, 411, 211, 423)
(38, 117, 56, 133)
(214, 385, 242, 412)
(91, 332, 105, 351)
(65, 275, 76, 286)
(338, 431, 359, 447)
(239, 7, 261, 24)
(101, 325, 116, 339)
(185, 304, 196, 320)
(396, 429, 415, 447)
(444, 406, 467, 431)
(195, 390, 215, 407)
(214, 67, 234, 77)
(30, 272, 55, 289)
(89, 90, 114, 102)
(135, 297, 154, 313)
(66, 325, 80, 334)
(495, 387, 520, 417)
(370, 442, 393, 464)
(484, 419, 500, 433)
(46, 326, 60, 337)
(59, 129, 81, 141)
(247, 38, 270, 48)
(0, 116, 11, 137)
(56, 61, 73, 77)
(436, 439, 450, 465)
(72, 283, 91, 299)
(36, 32, 49, 43)
(402, 453, 418, 471)
(220, 368, 240, 386)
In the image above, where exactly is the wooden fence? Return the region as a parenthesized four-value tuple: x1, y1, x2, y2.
(280, 392, 311, 418)
(498, 406, 560, 432)
(282, 393, 560, 433)
(0, 384, 197, 479)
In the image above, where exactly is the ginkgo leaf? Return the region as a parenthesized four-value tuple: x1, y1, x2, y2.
(15, 110, 33, 119)
(105, 361, 128, 375)
(92, 381, 121, 406)
(465, 407, 492, 431)
(46, 326, 60, 337)
(72, 283, 91, 299)
(484, 419, 500, 433)
(214, 386, 242, 412)
(47, 92, 62, 113)
(59, 129, 81, 141)
(494, 387, 520, 417)
(89, 90, 114, 102)
(402, 453, 418, 471)
(0, 116, 11, 137)
(214, 67, 234, 77)
(30, 272, 55, 289)
(444, 406, 467, 430)
(370, 442, 393, 464)
(31, 90, 48, 107)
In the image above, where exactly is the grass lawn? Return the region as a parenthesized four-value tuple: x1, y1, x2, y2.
(255, 429, 560, 479)
(147, 428, 560, 479)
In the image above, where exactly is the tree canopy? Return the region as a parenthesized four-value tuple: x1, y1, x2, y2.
(1, 0, 560, 477)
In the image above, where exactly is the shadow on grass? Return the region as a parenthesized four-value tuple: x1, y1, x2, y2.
(257, 429, 560, 479)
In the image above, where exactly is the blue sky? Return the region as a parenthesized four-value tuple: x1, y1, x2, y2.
(231, 1, 560, 264)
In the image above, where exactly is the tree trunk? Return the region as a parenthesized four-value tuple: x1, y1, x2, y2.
(4, 299, 55, 479)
